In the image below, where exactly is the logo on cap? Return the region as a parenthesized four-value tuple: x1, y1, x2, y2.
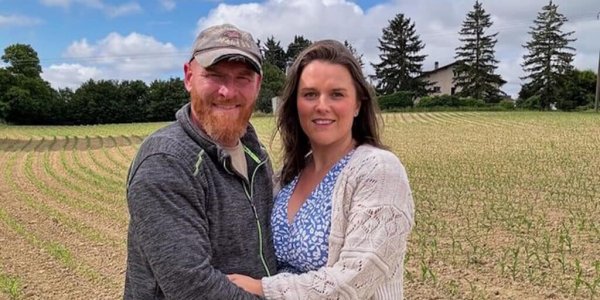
(218, 30, 252, 50)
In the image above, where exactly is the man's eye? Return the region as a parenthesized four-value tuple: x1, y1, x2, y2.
(236, 76, 251, 83)
(206, 73, 222, 79)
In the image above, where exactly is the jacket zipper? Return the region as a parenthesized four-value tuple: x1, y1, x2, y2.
(227, 145, 271, 277)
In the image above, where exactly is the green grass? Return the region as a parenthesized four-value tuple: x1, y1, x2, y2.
(0, 122, 168, 139)
(0, 272, 22, 300)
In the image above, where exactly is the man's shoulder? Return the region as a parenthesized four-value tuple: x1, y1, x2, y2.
(138, 122, 193, 157)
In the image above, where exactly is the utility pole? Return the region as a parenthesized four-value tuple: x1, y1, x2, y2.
(596, 12, 600, 112)
(594, 49, 600, 112)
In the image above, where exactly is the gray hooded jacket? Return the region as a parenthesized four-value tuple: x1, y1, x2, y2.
(124, 103, 276, 299)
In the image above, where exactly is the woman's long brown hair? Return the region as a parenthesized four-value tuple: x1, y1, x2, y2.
(275, 39, 384, 185)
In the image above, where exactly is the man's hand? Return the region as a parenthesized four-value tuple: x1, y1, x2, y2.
(227, 274, 264, 296)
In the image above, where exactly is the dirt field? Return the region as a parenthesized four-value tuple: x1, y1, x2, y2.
(0, 111, 598, 299)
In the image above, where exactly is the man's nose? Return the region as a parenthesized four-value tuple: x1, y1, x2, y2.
(217, 79, 235, 98)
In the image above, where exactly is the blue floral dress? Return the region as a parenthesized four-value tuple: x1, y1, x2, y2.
(271, 150, 354, 274)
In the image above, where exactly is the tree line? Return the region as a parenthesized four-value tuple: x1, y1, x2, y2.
(370, 0, 595, 110)
(1, 0, 597, 125)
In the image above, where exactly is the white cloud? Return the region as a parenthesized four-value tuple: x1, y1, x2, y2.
(46, 32, 184, 89)
(195, 0, 598, 98)
(40, 0, 103, 9)
(92, 32, 181, 73)
(106, 2, 142, 18)
(65, 38, 95, 58)
(159, 0, 176, 11)
(39, 0, 74, 8)
(0, 14, 43, 27)
(42, 63, 102, 89)
(40, 0, 141, 17)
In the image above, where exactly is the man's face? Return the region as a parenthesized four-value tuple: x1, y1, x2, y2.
(184, 59, 261, 147)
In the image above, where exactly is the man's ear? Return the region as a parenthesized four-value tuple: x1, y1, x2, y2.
(254, 74, 262, 95)
(255, 74, 262, 89)
(183, 62, 193, 92)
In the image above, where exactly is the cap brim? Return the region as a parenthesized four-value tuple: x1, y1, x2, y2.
(194, 48, 262, 75)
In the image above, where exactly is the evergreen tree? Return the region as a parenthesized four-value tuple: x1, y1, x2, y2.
(454, 0, 505, 103)
(343, 40, 365, 69)
(521, 0, 576, 110)
(257, 62, 285, 113)
(371, 13, 429, 96)
(263, 36, 287, 72)
(286, 35, 312, 65)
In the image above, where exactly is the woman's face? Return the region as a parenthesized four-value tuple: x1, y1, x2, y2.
(296, 60, 360, 150)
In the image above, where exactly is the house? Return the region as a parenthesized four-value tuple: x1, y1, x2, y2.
(419, 61, 460, 96)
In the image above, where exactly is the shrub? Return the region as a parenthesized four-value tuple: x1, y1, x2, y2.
(459, 97, 486, 107)
(516, 95, 540, 109)
(417, 95, 456, 107)
(378, 91, 414, 110)
(416, 95, 485, 108)
(498, 99, 515, 110)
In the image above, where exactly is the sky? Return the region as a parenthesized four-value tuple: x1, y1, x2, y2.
(1, 0, 598, 98)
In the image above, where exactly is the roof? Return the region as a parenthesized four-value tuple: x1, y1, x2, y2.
(418, 61, 459, 78)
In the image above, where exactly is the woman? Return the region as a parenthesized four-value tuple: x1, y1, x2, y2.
(228, 39, 414, 299)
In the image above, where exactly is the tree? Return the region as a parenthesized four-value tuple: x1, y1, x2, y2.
(371, 13, 429, 96)
(1, 44, 59, 124)
(521, 0, 576, 110)
(286, 35, 312, 65)
(256, 62, 286, 113)
(343, 40, 364, 69)
(70, 79, 122, 124)
(55, 87, 74, 124)
(4, 77, 58, 124)
(118, 80, 148, 123)
(454, 1, 505, 103)
(1, 44, 42, 78)
(145, 78, 188, 121)
(263, 36, 287, 72)
(0, 68, 13, 121)
(558, 69, 596, 110)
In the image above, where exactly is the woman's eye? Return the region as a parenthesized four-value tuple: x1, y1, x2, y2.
(303, 92, 317, 98)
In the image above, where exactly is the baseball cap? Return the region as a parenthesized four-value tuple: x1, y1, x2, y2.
(191, 23, 263, 75)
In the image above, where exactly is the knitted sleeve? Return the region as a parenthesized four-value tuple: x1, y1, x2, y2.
(261, 148, 415, 299)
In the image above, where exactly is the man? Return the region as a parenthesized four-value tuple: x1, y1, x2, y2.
(124, 23, 276, 299)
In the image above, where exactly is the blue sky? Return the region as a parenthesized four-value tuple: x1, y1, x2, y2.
(1, 0, 598, 97)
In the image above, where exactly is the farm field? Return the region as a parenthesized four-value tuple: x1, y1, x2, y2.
(0, 111, 599, 299)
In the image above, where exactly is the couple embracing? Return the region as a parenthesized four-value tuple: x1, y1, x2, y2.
(125, 23, 414, 300)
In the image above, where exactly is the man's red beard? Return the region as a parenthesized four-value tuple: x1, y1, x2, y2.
(190, 88, 254, 146)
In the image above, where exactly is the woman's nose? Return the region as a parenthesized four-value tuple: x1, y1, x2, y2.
(315, 96, 329, 112)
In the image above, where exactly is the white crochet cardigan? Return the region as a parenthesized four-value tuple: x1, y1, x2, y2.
(262, 144, 415, 299)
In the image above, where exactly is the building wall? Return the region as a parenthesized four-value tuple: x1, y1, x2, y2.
(422, 66, 461, 96)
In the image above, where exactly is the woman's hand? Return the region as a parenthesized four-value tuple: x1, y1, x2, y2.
(227, 274, 264, 296)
